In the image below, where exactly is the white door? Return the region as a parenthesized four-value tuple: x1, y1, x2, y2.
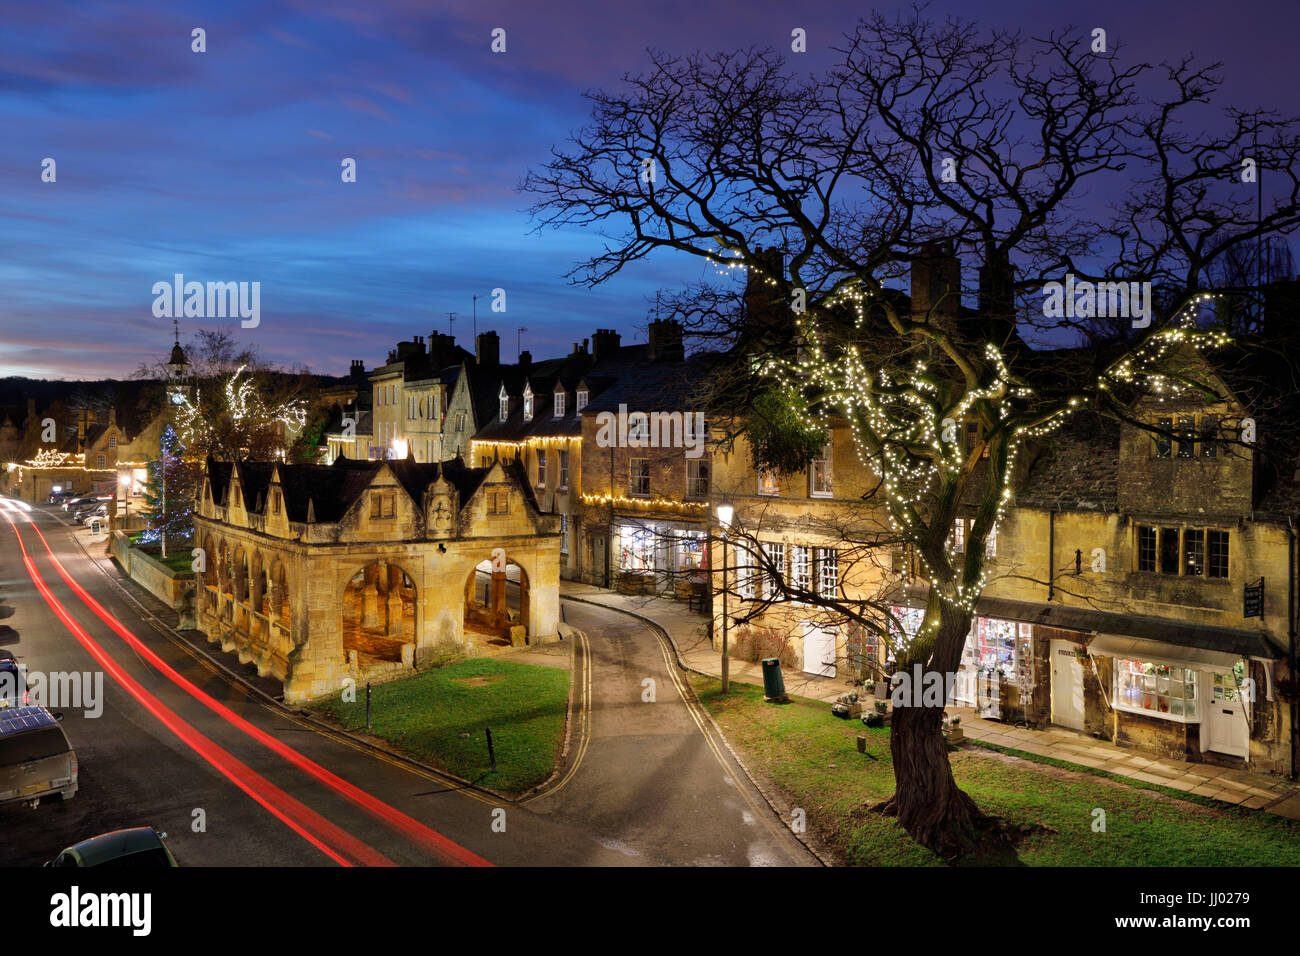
(1050, 640, 1085, 730)
(802, 623, 837, 677)
(1204, 670, 1249, 759)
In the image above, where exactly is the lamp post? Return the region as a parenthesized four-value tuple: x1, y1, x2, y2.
(716, 503, 734, 695)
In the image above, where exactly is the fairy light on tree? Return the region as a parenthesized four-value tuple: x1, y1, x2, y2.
(524, 10, 1300, 858)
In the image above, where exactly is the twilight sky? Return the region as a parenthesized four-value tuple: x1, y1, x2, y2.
(1, 0, 1294, 380)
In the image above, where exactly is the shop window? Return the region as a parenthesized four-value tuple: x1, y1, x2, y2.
(809, 443, 833, 497)
(629, 458, 650, 497)
(888, 605, 924, 646)
(972, 617, 1020, 681)
(675, 533, 706, 572)
(1115, 659, 1198, 721)
(687, 459, 709, 499)
(1211, 662, 1246, 701)
(619, 526, 654, 571)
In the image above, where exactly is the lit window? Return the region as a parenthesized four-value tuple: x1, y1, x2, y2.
(810, 442, 833, 497)
(499, 388, 509, 423)
(523, 387, 534, 421)
(558, 450, 569, 490)
(737, 544, 757, 600)
(1114, 659, 1199, 721)
(536, 449, 547, 488)
(758, 466, 779, 496)
(949, 518, 966, 553)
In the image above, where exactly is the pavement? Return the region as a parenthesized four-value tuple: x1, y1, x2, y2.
(560, 580, 1300, 821)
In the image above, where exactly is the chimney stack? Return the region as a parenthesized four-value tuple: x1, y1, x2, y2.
(591, 329, 621, 362)
(910, 240, 961, 327)
(519, 350, 532, 371)
(476, 331, 500, 369)
(647, 318, 685, 363)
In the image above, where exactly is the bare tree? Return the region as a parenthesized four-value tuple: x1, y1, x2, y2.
(526, 11, 1300, 858)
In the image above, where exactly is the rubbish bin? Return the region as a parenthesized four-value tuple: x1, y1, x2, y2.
(761, 657, 787, 702)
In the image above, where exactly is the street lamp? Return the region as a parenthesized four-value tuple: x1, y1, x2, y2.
(716, 503, 734, 695)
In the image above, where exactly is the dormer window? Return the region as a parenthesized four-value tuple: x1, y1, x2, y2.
(576, 389, 588, 412)
(554, 390, 566, 418)
(499, 386, 509, 423)
(523, 385, 534, 421)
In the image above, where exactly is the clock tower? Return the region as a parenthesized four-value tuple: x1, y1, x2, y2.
(164, 320, 191, 408)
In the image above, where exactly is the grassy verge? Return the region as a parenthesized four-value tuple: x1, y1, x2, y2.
(691, 675, 1300, 866)
(314, 657, 569, 794)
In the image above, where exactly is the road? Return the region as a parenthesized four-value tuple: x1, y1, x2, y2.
(0, 499, 814, 867)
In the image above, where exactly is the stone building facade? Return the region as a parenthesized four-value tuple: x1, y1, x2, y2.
(193, 455, 561, 703)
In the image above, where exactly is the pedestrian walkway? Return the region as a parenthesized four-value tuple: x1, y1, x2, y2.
(560, 581, 1300, 821)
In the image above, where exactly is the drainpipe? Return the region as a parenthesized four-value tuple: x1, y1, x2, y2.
(1290, 519, 1297, 781)
(1047, 508, 1056, 602)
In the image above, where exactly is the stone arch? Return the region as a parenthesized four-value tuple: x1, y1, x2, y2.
(217, 537, 231, 594)
(202, 533, 217, 611)
(252, 551, 269, 616)
(233, 544, 249, 604)
(272, 559, 290, 632)
(464, 553, 530, 644)
(341, 561, 416, 664)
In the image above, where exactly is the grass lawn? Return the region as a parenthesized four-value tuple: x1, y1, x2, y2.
(692, 676, 1300, 866)
(314, 657, 569, 794)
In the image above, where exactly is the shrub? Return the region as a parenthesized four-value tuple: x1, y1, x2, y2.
(730, 625, 798, 669)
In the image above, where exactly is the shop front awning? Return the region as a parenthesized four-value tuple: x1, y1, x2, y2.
(888, 587, 1283, 661)
(975, 596, 1283, 662)
(1086, 633, 1242, 670)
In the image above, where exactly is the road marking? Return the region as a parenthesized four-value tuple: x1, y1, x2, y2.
(521, 629, 591, 804)
(2, 507, 388, 866)
(6, 504, 494, 866)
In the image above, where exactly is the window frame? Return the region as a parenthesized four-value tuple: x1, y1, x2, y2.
(809, 442, 833, 497)
(629, 458, 650, 497)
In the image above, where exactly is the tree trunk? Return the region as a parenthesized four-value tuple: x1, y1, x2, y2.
(877, 600, 988, 860)
(881, 702, 986, 860)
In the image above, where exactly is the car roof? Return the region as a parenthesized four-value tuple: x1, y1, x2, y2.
(67, 828, 164, 865)
(0, 706, 58, 737)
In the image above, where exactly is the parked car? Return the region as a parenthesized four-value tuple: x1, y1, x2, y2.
(0, 651, 28, 709)
(46, 827, 178, 868)
(72, 498, 109, 520)
(63, 496, 97, 512)
(78, 505, 108, 526)
(49, 491, 77, 505)
(0, 707, 77, 808)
